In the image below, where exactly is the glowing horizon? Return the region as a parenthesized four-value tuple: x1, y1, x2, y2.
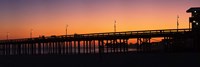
(0, 0, 200, 40)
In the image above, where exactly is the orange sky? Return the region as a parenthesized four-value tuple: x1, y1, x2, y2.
(0, 0, 200, 40)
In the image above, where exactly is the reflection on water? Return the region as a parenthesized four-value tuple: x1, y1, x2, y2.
(39, 47, 137, 54)
(3, 47, 137, 55)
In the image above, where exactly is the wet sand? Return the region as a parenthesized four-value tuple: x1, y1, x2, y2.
(0, 52, 200, 67)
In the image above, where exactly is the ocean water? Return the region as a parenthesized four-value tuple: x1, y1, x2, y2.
(1, 47, 137, 55)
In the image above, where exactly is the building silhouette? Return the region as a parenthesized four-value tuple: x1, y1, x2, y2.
(187, 7, 200, 52)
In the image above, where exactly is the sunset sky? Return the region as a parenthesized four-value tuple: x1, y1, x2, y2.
(0, 0, 200, 40)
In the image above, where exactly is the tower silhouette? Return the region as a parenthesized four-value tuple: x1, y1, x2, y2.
(187, 7, 200, 52)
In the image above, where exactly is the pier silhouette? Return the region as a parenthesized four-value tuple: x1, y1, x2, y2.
(0, 7, 200, 55)
(0, 28, 192, 55)
(0, 7, 200, 67)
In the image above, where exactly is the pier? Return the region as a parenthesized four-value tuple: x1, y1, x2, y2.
(0, 7, 200, 55)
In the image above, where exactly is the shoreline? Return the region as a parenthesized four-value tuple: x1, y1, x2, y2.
(0, 52, 200, 67)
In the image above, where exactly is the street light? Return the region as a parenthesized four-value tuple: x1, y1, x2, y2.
(30, 29, 33, 38)
(6, 32, 9, 40)
(177, 15, 179, 32)
(114, 20, 116, 32)
(66, 24, 68, 35)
